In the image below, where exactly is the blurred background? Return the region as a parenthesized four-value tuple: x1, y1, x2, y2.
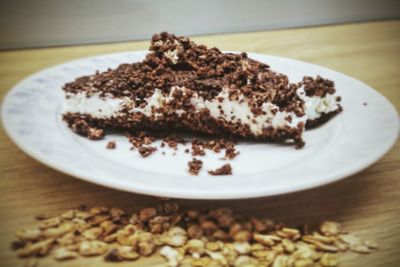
(1, 0, 399, 50)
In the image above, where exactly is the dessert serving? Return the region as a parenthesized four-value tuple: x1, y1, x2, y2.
(62, 32, 342, 148)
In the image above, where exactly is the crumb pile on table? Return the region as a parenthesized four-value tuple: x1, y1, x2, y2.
(12, 202, 377, 266)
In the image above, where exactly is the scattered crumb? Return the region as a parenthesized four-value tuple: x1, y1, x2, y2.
(208, 163, 232, 175)
(127, 131, 157, 157)
(106, 141, 116, 149)
(363, 102, 368, 106)
(138, 146, 157, 157)
(124, 132, 239, 172)
(191, 139, 206, 156)
(224, 147, 239, 160)
(188, 158, 203, 175)
(192, 138, 238, 159)
(163, 136, 186, 150)
(127, 131, 155, 148)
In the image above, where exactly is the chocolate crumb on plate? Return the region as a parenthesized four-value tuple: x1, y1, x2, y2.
(188, 158, 203, 175)
(163, 136, 186, 150)
(191, 139, 206, 156)
(127, 132, 157, 157)
(138, 146, 157, 157)
(225, 147, 239, 159)
(208, 163, 232, 175)
(126, 131, 156, 148)
(106, 141, 116, 149)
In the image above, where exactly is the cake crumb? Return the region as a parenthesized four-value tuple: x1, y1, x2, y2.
(68, 118, 104, 140)
(224, 147, 239, 159)
(123, 132, 240, 170)
(163, 136, 186, 150)
(188, 158, 203, 175)
(138, 146, 157, 157)
(191, 139, 206, 156)
(127, 131, 155, 148)
(127, 132, 157, 157)
(363, 102, 368, 106)
(106, 141, 116, 149)
(208, 164, 232, 175)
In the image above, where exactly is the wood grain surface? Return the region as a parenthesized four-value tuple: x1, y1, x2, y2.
(0, 20, 399, 267)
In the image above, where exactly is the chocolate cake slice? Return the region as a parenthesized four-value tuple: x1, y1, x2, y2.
(62, 32, 341, 147)
(297, 76, 342, 128)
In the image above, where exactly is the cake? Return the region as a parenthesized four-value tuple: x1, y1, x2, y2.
(62, 32, 342, 147)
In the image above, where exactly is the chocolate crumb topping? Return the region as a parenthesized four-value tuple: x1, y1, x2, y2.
(301, 76, 335, 97)
(64, 32, 304, 116)
(208, 164, 233, 175)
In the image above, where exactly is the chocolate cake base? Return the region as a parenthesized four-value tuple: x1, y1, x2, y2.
(305, 106, 343, 129)
(62, 112, 305, 148)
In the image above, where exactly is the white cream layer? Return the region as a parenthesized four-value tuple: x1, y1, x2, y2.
(296, 86, 341, 121)
(63, 86, 339, 135)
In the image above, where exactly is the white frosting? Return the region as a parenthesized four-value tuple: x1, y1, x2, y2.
(164, 50, 179, 64)
(63, 92, 124, 118)
(131, 89, 165, 118)
(296, 86, 340, 120)
(190, 87, 305, 134)
(64, 85, 339, 135)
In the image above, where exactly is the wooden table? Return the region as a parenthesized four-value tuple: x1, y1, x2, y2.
(0, 20, 399, 267)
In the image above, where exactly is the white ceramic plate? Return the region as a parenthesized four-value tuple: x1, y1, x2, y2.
(2, 51, 399, 199)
